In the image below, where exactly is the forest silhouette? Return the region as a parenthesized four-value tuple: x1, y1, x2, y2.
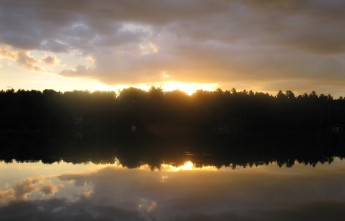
(0, 87, 345, 168)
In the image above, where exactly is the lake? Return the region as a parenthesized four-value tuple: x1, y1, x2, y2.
(1, 155, 345, 221)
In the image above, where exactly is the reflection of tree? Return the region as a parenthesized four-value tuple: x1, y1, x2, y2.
(0, 130, 344, 169)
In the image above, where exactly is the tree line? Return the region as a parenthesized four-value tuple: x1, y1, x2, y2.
(0, 87, 344, 135)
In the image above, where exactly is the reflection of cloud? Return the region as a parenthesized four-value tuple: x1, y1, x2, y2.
(0, 199, 144, 221)
(56, 164, 345, 220)
(2, 161, 345, 220)
(180, 201, 345, 221)
(13, 178, 42, 200)
(0, 178, 59, 205)
(40, 184, 58, 196)
(138, 198, 157, 213)
(0, 190, 15, 205)
(1, 193, 345, 221)
(0, 178, 40, 204)
(55, 166, 345, 220)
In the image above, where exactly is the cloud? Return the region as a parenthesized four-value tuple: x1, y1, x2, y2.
(0, 46, 16, 59)
(60, 65, 93, 78)
(1, 0, 345, 95)
(0, 46, 41, 71)
(16, 52, 41, 71)
(42, 55, 58, 66)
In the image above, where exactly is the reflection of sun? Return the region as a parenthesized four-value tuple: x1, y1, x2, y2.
(161, 161, 195, 172)
(160, 161, 217, 172)
(180, 161, 194, 170)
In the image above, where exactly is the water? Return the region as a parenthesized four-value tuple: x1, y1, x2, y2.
(1, 158, 345, 220)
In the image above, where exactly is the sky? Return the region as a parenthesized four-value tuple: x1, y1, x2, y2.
(1, 0, 345, 96)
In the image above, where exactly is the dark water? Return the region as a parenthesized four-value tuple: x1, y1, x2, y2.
(1, 134, 345, 220)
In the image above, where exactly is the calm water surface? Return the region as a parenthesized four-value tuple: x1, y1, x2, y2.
(1, 158, 345, 220)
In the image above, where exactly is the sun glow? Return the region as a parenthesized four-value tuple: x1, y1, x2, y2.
(89, 81, 218, 95)
(159, 82, 218, 95)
